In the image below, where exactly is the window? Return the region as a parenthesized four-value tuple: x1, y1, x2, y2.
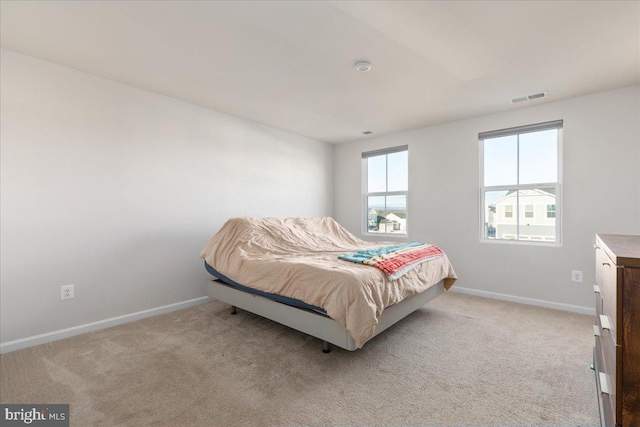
(547, 204, 556, 218)
(504, 205, 513, 218)
(480, 120, 562, 243)
(363, 145, 408, 234)
(524, 205, 534, 218)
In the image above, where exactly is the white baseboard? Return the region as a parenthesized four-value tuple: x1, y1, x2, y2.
(450, 286, 595, 316)
(0, 296, 211, 354)
(1, 288, 593, 353)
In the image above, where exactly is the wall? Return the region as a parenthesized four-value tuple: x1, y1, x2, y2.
(0, 49, 334, 343)
(335, 85, 640, 311)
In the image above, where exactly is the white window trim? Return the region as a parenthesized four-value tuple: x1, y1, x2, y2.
(479, 123, 563, 246)
(362, 146, 409, 238)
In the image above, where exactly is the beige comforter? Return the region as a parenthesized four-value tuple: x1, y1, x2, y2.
(200, 217, 457, 348)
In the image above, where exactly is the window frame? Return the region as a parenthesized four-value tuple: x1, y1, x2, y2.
(362, 145, 409, 237)
(479, 121, 562, 246)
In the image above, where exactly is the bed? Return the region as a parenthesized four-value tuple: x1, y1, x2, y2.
(200, 217, 457, 352)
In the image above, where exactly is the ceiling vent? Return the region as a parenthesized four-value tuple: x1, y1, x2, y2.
(511, 91, 548, 104)
(362, 131, 374, 135)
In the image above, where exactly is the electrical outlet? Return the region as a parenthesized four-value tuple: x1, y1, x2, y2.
(571, 270, 583, 283)
(61, 284, 74, 300)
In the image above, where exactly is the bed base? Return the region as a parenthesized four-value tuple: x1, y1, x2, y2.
(207, 279, 445, 352)
(207, 279, 444, 353)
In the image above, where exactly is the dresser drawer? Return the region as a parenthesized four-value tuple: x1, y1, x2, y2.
(601, 324, 622, 425)
(597, 247, 622, 344)
(595, 286, 603, 319)
(596, 244, 604, 294)
(596, 334, 616, 427)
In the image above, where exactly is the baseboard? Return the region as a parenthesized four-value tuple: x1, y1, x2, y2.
(449, 286, 595, 316)
(1, 288, 593, 353)
(0, 296, 211, 354)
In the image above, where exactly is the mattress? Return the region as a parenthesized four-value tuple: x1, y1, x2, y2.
(204, 261, 326, 314)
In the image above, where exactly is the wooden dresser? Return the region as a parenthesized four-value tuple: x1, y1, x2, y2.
(594, 234, 640, 427)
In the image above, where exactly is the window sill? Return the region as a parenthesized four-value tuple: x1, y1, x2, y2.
(480, 238, 562, 248)
(362, 233, 409, 241)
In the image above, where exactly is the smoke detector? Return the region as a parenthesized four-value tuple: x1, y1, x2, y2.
(354, 61, 372, 72)
(511, 91, 548, 104)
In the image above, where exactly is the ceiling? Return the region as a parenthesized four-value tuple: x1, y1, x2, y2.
(1, 1, 638, 143)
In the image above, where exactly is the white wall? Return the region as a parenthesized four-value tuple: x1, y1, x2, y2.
(0, 49, 334, 343)
(335, 86, 640, 311)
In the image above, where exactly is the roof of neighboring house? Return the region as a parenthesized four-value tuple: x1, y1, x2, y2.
(493, 188, 555, 205)
(388, 211, 407, 219)
(386, 213, 402, 222)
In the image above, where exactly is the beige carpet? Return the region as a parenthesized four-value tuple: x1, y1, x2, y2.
(1, 292, 598, 426)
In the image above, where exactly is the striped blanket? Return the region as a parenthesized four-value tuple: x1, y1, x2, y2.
(338, 241, 444, 281)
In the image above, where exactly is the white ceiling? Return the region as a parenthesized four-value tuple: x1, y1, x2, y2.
(1, 1, 638, 143)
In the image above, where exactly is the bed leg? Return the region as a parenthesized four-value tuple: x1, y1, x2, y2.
(230, 305, 237, 315)
(322, 341, 331, 353)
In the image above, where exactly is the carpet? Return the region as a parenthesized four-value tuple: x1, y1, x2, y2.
(0, 292, 598, 426)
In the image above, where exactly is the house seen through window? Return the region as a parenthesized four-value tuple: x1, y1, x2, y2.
(363, 145, 408, 234)
(480, 120, 562, 243)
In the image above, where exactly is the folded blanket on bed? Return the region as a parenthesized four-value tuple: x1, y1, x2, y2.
(339, 242, 444, 280)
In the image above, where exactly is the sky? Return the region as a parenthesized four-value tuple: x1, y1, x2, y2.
(484, 129, 558, 205)
(367, 150, 408, 210)
(368, 150, 407, 193)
